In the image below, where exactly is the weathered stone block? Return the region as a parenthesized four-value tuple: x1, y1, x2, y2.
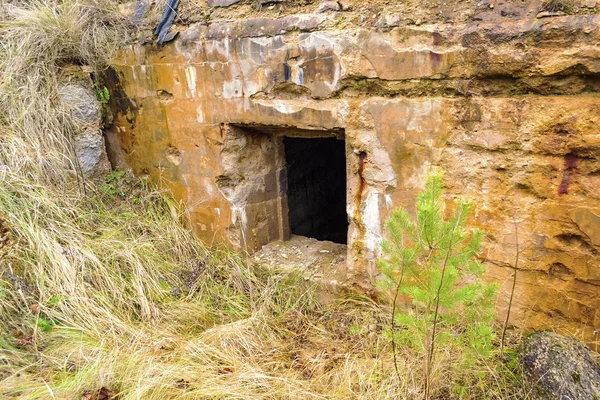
(74, 130, 111, 178)
(59, 84, 101, 127)
(520, 331, 600, 400)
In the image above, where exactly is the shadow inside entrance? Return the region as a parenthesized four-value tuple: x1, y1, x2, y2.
(283, 136, 348, 245)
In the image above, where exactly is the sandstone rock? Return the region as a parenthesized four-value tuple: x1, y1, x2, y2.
(207, 0, 241, 7)
(583, 0, 598, 8)
(520, 331, 600, 400)
(107, 13, 600, 344)
(58, 84, 101, 127)
(536, 10, 566, 19)
(315, 1, 341, 14)
(74, 130, 111, 178)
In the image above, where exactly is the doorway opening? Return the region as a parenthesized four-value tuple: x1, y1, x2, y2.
(283, 137, 348, 244)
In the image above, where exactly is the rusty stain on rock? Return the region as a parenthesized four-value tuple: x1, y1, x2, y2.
(356, 152, 367, 206)
(558, 153, 578, 195)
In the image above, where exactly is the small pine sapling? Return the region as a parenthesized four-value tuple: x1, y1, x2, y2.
(377, 171, 497, 399)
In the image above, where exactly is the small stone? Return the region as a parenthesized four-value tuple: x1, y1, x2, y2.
(315, 0, 341, 14)
(415, 18, 422, 25)
(73, 130, 111, 178)
(207, 0, 241, 7)
(536, 10, 566, 18)
(489, 3, 494, 9)
(161, 30, 179, 44)
(583, 0, 597, 8)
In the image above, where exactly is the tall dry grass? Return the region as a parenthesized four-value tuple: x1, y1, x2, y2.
(0, 1, 529, 399)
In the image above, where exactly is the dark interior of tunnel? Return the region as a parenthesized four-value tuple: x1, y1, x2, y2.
(284, 136, 348, 244)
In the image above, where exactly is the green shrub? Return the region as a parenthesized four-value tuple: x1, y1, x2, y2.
(94, 83, 111, 106)
(377, 170, 497, 398)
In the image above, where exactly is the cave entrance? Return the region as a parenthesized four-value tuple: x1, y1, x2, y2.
(221, 124, 347, 251)
(283, 137, 348, 244)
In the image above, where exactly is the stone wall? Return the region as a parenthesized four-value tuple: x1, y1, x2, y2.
(105, 8, 600, 343)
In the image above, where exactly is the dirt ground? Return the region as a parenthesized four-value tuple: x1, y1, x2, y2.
(253, 234, 349, 302)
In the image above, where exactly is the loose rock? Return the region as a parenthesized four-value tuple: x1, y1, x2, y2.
(519, 331, 600, 400)
(208, 0, 242, 7)
(74, 130, 111, 178)
(315, 1, 341, 14)
(58, 84, 101, 127)
(536, 10, 566, 19)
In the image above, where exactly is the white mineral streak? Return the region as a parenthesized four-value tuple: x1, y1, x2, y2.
(273, 103, 303, 114)
(406, 99, 434, 132)
(363, 192, 382, 256)
(222, 78, 243, 99)
(196, 105, 204, 123)
(185, 66, 197, 98)
(231, 206, 247, 228)
(231, 206, 248, 249)
(385, 194, 393, 209)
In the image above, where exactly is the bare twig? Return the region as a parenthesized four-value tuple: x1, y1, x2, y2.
(391, 262, 406, 386)
(501, 209, 519, 357)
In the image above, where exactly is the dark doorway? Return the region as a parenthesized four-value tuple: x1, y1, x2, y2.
(284, 137, 348, 244)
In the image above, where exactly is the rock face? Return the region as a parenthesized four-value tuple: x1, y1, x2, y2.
(315, 1, 341, 14)
(520, 331, 600, 399)
(74, 130, 111, 178)
(59, 83, 111, 178)
(59, 84, 102, 127)
(104, 5, 600, 344)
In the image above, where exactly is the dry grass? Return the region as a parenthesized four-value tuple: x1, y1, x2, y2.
(0, 1, 528, 399)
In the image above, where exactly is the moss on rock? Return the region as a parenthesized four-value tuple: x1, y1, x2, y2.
(520, 331, 600, 399)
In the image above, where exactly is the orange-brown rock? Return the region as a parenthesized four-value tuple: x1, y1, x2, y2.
(105, 7, 600, 346)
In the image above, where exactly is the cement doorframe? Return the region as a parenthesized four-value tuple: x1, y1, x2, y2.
(219, 123, 349, 254)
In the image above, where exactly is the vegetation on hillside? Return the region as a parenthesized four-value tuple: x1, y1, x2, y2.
(0, 1, 528, 399)
(377, 171, 497, 399)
